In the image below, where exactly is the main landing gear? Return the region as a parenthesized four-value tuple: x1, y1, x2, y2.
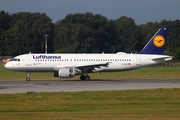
(80, 73, 90, 80)
(26, 73, 30, 81)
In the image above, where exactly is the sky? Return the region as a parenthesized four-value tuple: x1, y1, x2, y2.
(0, 0, 180, 24)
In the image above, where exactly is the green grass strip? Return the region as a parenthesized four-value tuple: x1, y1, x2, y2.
(0, 89, 180, 120)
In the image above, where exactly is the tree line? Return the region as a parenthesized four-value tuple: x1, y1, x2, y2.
(0, 10, 180, 61)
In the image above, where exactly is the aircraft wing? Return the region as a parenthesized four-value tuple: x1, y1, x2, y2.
(76, 62, 109, 68)
(75, 62, 110, 71)
(54, 62, 110, 71)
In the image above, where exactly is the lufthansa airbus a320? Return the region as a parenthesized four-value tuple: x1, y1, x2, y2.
(5, 28, 172, 81)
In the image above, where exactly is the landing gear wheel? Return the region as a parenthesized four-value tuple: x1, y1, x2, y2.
(26, 73, 30, 81)
(26, 77, 30, 81)
(80, 75, 91, 80)
(80, 75, 86, 80)
(86, 76, 90, 80)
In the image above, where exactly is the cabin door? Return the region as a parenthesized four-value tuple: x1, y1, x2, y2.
(136, 55, 141, 66)
(26, 55, 32, 66)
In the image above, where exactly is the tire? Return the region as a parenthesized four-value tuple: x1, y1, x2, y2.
(80, 75, 86, 80)
(86, 76, 90, 80)
(26, 77, 30, 81)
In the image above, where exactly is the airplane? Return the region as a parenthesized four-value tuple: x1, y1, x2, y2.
(5, 27, 172, 81)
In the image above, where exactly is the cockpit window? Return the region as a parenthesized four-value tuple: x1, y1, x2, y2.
(10, 58, 20, 62)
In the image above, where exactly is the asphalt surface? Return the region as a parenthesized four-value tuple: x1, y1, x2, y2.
(0, 79, 180, 94)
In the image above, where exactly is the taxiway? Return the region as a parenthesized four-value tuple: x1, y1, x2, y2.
(0, 79, 180, 94)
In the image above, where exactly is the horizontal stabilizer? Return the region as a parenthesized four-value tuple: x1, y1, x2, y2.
(151, 56, 172, 62)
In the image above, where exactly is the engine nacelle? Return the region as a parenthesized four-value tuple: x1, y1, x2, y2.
(53, 68, 75, 78)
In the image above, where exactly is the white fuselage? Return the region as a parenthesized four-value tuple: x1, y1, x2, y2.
(5, 53, 172, 74)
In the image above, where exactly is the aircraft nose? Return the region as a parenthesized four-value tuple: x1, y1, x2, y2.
(5, 62, 12, 70)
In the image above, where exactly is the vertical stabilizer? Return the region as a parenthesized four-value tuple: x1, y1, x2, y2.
(138, 28, 169, 54)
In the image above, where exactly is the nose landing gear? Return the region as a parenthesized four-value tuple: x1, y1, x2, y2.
(26, 73, 30, 81)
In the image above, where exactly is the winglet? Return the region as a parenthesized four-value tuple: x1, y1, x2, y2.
(138, 28, 169, 55)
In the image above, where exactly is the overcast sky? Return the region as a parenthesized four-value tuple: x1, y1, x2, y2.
(0, 0, 179, 24)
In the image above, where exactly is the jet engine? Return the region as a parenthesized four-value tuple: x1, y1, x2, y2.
(53, 68, 75, 78)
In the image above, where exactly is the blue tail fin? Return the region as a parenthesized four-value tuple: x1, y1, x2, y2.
(138, 27, 169, 55)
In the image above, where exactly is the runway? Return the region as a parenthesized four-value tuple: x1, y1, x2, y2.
(0, 79, 180, 94)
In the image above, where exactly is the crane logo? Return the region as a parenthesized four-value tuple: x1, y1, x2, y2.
(153, 35, 165, 47)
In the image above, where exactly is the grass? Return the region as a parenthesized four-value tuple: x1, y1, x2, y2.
(1, 65, 180, 80)
(1, 65, 180, 119)
(0, 89, 180, 119)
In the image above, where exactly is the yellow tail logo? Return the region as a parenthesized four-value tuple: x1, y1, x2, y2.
(153, 35, 165, 47)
